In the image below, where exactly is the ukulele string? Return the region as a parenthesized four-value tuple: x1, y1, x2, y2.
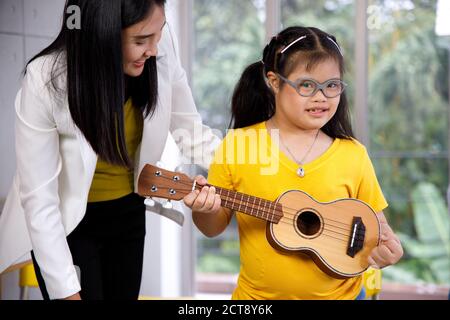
(154, 175, 356, 231)
(148, 176, 365, 242)
(218, 194, 365, 241)
(153, 176, 351, 228)
(206, 191, 363, 242)
(221, 194, 354, 233)
(177, 185, 356, 243)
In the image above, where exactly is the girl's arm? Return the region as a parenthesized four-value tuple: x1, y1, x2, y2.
(183, 176, 233, 238)
(368, 211, 404, 269)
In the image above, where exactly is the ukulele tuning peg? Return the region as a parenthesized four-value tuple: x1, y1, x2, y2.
(163, 200, 173, 210)
(144, 198, 156, 208)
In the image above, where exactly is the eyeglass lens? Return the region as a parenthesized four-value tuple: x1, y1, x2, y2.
(297, 79, 344, 98)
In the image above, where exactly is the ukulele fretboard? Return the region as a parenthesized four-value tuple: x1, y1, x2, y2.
(212, 186, 283, 224)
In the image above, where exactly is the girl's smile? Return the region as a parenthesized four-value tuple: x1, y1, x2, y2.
(305, 106, 330, 117)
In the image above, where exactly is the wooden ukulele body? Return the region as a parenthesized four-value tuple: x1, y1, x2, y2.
(268, 190, 380, 278)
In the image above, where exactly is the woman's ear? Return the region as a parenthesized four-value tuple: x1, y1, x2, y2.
(266, 71, 280, 94)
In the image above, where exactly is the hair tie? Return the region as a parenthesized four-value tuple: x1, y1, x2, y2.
(280, 36, 307, 54)
(326, 36, 344, 56)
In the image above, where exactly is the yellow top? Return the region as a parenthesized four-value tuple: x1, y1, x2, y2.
(207, 121, 388, 300)
(88, 98, 143, 203)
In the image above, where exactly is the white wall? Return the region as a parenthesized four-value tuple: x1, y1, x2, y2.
(0, 0, 66, 300)
(0, 0, 65, 199)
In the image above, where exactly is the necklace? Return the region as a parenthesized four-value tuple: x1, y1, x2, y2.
(271, 120, 320, 178)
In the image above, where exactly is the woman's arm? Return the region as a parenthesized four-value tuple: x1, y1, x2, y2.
(16, 58, 81, 300)
(368, 211, 404, 269)
(64, 293, 82, 300)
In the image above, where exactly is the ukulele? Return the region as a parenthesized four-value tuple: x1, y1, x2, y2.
(138, 164, 381, 279)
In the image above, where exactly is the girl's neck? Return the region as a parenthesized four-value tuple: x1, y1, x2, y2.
(267, 115, 320, 140)
(266, 116, 334, 167)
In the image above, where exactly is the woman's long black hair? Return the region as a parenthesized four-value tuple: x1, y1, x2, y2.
(230, 26, 354, 140)
(27, 0, 166, 167)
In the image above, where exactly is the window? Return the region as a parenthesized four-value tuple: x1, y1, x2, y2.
(192, 0, 266, 290)
(193, 0, 266, 132)
(367, 0, 449, 286)
(188, 0, 450, 295)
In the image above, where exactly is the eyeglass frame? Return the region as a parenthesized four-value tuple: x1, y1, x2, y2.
(276, 73, 348, 98)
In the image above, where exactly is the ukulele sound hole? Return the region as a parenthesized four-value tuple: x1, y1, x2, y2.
(297, 211, 321, 237)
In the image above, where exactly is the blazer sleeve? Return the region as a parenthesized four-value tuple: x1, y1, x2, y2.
(166, 23, 222, 170)
(15, 58, 81, 300)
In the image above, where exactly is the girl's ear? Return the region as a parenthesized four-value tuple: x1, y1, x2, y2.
(266, 71, 280, 94)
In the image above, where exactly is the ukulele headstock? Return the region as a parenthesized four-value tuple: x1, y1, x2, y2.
(137, 164, 194, 201)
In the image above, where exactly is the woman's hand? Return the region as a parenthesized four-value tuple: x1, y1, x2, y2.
(183, 176, 222, 216)
(368, 212, 404, 269)
(63, 292, 82, 300)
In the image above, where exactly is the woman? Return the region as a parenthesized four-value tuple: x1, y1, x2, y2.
(0, 0, 219, 300)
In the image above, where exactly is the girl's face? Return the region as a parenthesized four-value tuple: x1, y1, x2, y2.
(122, 5, 166, 77)
(268, 58, 342, 131)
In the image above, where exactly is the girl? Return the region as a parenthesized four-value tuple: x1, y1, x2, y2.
(184, 26, 403, 300)
(0, 0, 219, 300)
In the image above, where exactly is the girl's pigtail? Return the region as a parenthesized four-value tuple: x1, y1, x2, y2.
(230, 61, 275, 129)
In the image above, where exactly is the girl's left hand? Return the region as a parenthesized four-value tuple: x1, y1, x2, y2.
(367, 212, 404, 269)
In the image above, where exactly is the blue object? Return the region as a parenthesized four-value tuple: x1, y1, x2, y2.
(355, 287, 366, 300)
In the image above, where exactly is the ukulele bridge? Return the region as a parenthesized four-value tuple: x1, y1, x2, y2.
(346, 217, 365, 258)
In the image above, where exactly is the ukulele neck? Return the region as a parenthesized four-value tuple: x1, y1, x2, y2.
(211, 185, 283, 224)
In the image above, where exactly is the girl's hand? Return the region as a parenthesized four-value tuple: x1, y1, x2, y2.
(183, 176, 222, 216)
(368, 212, 404, 269)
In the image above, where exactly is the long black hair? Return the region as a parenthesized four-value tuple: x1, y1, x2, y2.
(230, 26, 354, 140)
(26, 0, 166, 167)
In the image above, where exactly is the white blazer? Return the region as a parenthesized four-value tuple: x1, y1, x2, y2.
(0, 23, 221, 299)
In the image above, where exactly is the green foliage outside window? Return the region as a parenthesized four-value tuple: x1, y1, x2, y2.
(193, 0, 449, 286)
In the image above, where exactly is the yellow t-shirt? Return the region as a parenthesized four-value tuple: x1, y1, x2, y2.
(207, 121, 388, 300)
(88, 98, 143, 203)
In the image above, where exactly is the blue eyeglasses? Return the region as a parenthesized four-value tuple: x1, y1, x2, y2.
(277, 74, 347, 98)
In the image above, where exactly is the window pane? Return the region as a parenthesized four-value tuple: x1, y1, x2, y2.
(368, 0, 449, 285)
(281, 0, 356, 112)
(193, 0, 266, 133)
(192, 0, 266, 287)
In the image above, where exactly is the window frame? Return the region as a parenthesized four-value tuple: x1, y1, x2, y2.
(174, 0, 450, 297)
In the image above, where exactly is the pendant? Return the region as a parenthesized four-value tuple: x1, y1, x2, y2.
(297, 167, 305, 178)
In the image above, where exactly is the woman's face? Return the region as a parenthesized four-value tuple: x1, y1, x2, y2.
(122, 5, 166, 77)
